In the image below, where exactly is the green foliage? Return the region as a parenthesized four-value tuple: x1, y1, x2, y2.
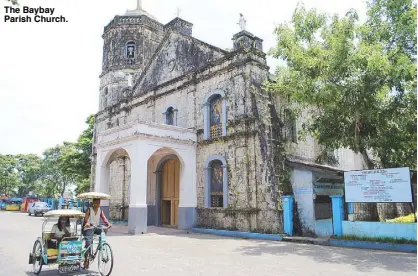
(39, 115, 94, 196)
(336, 234, 417, 244)
(14, 154, 42, 196)
(0, 115, 94, 197)
(266, 1, 416, 169)
(0, 155, 19, 196)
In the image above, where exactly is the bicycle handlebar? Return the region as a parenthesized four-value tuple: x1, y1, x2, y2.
(83, 225, 111, 230)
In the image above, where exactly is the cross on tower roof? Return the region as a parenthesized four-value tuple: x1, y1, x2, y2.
(125, 0, 156, 20)
(176, 7, 181, 17)
(136, 0, 142, 10)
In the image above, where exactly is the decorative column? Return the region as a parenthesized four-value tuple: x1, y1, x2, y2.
(204, 167, 211, 207)
(331, 195, 344, 237)
(222, 164, 228, 207)
(221, 99, 227, 137)
(128, 145, 148, 235)
(282, 195, 294, 236)
(203, 103, 210, 140)
(95, 151, 110, 218)
(154, 170, 162, 226)
(178, 149, 197, 230)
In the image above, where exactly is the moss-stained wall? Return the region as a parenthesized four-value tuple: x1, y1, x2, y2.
(93, 14, 288, 233)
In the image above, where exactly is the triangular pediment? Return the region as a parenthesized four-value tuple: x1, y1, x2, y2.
(134, 32, 226, 93)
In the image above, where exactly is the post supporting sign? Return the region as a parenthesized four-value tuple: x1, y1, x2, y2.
(344, 167, 412, 203)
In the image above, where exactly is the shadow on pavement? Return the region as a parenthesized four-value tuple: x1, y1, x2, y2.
(138, 228, 417, 274)
(233, 239, 417, 273)
(25, 268, 99, 276)
(106, 225, 417, 274)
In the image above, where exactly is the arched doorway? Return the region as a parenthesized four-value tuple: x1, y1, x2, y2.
(160, 158, 180, 227)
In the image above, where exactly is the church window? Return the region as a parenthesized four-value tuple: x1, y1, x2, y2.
(125, 41, 136, 65)
(284, 109, 297, 143)
(166, 107, 174, 125)
(203, 90, 227, 140)
(163, 105, 178, 126)
(210, 96, 222, 138)
(210, 160, 224, 208)
(204, 155, 228, 208)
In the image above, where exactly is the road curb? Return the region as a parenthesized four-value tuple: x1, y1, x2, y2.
(190, 228, 283, 241)
(328, 239, 417, 253)
(190, 228, 416, 253)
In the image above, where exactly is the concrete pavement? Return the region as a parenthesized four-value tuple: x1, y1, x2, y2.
(0, 211, 416, 276)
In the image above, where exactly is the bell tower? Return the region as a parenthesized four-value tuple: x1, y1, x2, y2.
(99, 0, 165, 111)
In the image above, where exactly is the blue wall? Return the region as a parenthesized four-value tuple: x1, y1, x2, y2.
(342, 221, 417, 241)
(315, 219, 333, 236)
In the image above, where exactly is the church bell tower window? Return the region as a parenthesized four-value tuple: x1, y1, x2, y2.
(210, 160, 224, 207)
(203, 89, 227, 140)
(204, 155, 228, 208)
(210, 96, 222, 138)
(163, 105, 178, 126)
(166, 107, 174, 125)
(125, 41, 136, 65)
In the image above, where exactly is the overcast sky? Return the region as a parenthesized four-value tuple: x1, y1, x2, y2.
(0, 0, 367, 156)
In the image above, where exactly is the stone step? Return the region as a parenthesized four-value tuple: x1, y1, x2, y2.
(282, 236, 331, 246)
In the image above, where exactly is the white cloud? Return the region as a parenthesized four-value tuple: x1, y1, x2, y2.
(0, 0, 366, 155)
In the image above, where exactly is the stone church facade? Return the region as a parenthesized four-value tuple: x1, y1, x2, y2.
(91, 5, 362, 235)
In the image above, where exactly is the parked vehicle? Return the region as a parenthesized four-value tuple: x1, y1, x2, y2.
(21, 196, 40, 213)
(28, 202, 52, 216)
(0, 195, 7, 210)
(4, 198, 22, 211)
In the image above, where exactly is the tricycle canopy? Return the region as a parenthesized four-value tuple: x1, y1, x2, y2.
(76, 192, 111, 200)
(43, 209, 85, 218)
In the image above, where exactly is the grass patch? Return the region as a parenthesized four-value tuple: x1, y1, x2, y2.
(334, 235, 417, 245)
(386, 213, 417, 223)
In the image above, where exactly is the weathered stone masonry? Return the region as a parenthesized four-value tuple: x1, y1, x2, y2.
(91, 9, 286, 233)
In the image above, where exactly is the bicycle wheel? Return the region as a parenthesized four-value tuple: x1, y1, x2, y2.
(98, 243, 113, 276)
(32, 240, 43, 275)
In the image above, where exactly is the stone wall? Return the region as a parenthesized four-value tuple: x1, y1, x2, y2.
(93, 15, 287, 233)
(194, 60, 285, 233)
(109, 156, 130, 220)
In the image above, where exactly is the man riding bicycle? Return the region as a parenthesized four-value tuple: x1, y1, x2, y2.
(82, 198, 112, 269)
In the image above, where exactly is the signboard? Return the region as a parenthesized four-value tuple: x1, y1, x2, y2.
(314, 183, 344, 196)
(59, 240, 82, 255)
(344, 167, 412, 203)
(294, 188, 313, 195)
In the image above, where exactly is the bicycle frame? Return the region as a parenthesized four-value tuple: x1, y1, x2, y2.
(81, 227, 108, 262)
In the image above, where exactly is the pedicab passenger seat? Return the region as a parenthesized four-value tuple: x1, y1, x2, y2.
(42, 232, 59, 259)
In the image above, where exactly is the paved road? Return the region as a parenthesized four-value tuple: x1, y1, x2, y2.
(0, 211, 416, 276)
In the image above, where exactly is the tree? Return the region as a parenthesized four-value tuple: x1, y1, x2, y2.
(364, 0, 417, 169)
(40, 145, 74, 198)
(38, 115, 94, 197)
(14, 154, 42, 197)
(267, 1, 416, 220)
(60, 115, 94, 194)
(0, 155, 19, 196)
(0, 115, 94, 198)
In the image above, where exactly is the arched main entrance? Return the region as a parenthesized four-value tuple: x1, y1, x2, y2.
(160, 158, 180, 227)
(95, 123, 198, 234)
